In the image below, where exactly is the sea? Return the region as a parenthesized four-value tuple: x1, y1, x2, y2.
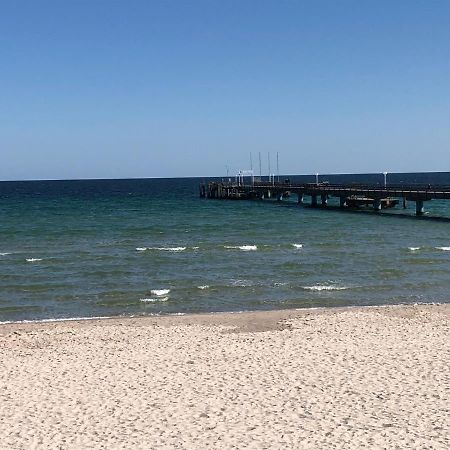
(1, 173, 450, 323)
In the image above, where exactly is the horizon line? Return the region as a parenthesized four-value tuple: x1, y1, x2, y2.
(1, 170, 449, 183)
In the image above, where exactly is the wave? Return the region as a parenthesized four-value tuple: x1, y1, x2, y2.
(231, 279, 254, 287)
(140, 297, 169, 303)
(224, 245, 257, 251)
(303, 285, 349, 291)
(408, 247, 421, 251)
(0, 252, 11, 256)
(150, 289, 170, 296)
(26, 258, 43, 262)
(0, 316, 112, 325)
(197, 285, 210, 290)
(150, 246, 186, 252)
(292, 244, 303, 249)
(435, 246, 450, 251)
(136, 246, 187, 252)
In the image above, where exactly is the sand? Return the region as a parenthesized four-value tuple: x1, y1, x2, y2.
(1, 304, 449, 449)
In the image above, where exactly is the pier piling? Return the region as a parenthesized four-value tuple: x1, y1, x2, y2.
(416, 200, 425, 216)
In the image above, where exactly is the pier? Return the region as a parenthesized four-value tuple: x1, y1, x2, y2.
(200, 180, 450, 216)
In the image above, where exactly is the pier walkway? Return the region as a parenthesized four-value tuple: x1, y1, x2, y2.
(200, 181, 450, 216)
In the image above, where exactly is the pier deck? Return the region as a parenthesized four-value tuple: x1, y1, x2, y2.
(201, 181, 450, 216)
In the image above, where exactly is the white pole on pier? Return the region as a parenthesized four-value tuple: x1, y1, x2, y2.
(259, 152, 262, 180)
(268, 152, 271, 183)
(316, 173, 319, 185)
(276, 152, 279, 182)
(383, 171, 388, 187)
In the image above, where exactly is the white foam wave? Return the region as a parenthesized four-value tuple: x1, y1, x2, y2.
(136, 247, 147, 251)
(408, 247, 421, 251)
(303, 285, 349, 291)
(192, 246, 200, 250)
(140, 297, 169, 303)
(197, 285, 210, 290)
(0, 316, 112, 325)
(231, 279, 254, 287)
(224, 245, 257, 251)
(150, 289, 170, 296)
(0, 252, 11, 256)
(26, 258, 42, 262)
(435, 246, 450, 251)
(150, 247, 186, 252)
(292, 244, 303, 249)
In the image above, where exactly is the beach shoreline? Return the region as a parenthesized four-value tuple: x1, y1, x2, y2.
(1, 301, 447, 330)
(1, 303, 449, 449)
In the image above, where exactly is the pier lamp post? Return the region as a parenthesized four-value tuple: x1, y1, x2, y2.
(383, 172, 388, 188)
(315, 173, 319, 185)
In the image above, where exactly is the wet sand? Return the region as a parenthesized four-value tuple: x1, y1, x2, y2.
(1, 304, 449, 449)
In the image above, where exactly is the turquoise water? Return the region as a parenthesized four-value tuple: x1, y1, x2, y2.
(1, 177, 450, 322)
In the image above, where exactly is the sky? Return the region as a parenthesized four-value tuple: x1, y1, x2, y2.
(1, 0, 450, 180)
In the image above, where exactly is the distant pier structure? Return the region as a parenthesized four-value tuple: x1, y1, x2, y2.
(200, 179, 450, 216)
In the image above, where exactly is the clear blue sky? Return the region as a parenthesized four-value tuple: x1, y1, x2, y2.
(1, 0, 449, 180)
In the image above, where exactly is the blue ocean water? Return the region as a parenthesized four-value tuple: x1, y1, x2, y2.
(1, 175, 450, 322)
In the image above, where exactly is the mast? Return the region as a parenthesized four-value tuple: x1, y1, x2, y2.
(276, 152, 279, 182)
(258, 152, 262, 179)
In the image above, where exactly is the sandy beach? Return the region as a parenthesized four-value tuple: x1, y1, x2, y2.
(1, 304, 449, 449)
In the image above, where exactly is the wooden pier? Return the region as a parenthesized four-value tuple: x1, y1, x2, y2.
(200, 181, 450, 216)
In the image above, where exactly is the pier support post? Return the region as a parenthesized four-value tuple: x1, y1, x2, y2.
(277, 193, 283, 202)
(321, 194, 328, 206)
(267, 190, 271, 199)
(416, 200, 424, 215)
(339, 197, 347, 208)
(297, 193, 304, 204)
(403, 197, 407, 209)
(311, 195, 318, 207)
(373, 199, 382, 211)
